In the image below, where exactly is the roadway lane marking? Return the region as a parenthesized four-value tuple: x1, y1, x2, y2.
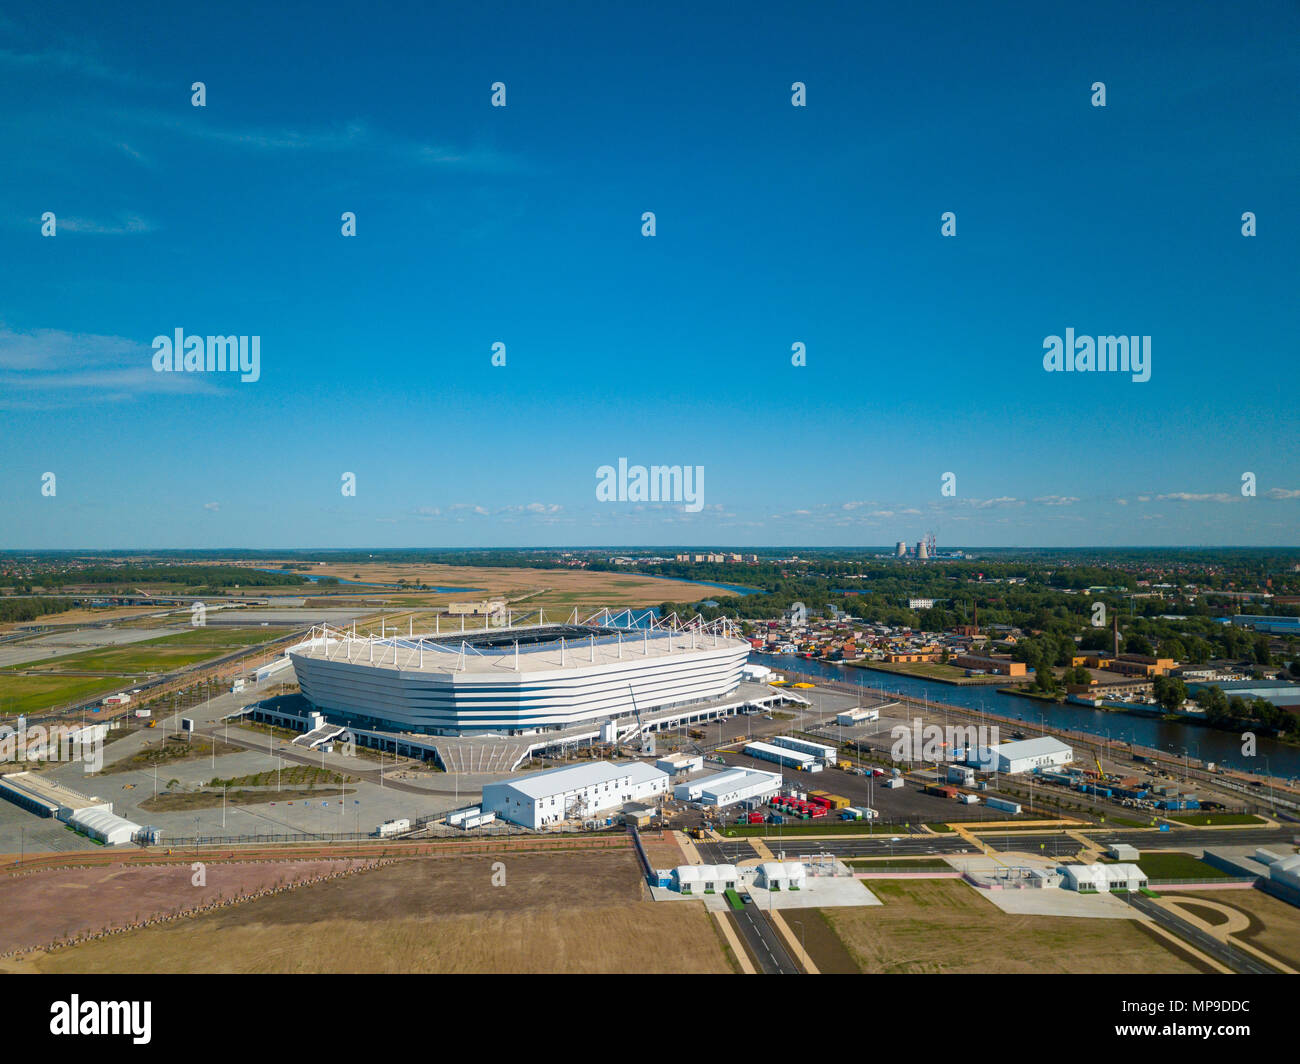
(712, 911, 756, 974)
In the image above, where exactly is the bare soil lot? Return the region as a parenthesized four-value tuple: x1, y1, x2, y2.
(17, 850, 731, 974)
(0, 859, 374, 955)
(820, 880, 1206, 974)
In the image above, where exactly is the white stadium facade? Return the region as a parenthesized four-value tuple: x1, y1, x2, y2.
(288, 609, 753, 738)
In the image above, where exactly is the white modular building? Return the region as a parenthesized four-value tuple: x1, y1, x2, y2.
(656, 752, 704, 776)
(755, 861, 807, 890)
(482, 760, 669, 829)
(672, 864, 739, 894)
(971, 737, 1073, 775)
(770, 735, 836, 762)
(673, 767, 782, 808)
(836, 707, 879, 726)
(1062, 862, 1147, 892)
(743, 740, 815, 771)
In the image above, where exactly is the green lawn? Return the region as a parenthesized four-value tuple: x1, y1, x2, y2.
(0, 675, 126, 715)
(844, 857, 953, 869)
(1163, 813, 1265, 826)
(722, 821, 922, 837)
(1135, 852, 1233, 880)
(5, 627, 282, 676)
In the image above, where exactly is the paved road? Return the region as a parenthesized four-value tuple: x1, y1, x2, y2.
(975, 833, 1087, 856)
(696, 839, 801, 974)
(1125, 894, 1277, 975)
(707, 835, 975, 862)
(1092, 826, 1296, 850)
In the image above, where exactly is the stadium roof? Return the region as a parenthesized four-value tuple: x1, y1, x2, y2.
(292, 619, 747, 677)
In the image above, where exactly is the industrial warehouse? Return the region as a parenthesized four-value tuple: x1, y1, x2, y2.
(971, 736, 1074, 775)
(481, 760, 670, 828)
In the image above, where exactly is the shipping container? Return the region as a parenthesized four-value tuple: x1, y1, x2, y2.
(375, 818, 411, 838)
(884, 777, 904, 789)
(985, 797, 1021, 814)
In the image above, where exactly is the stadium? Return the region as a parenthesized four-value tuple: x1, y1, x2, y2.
(288, 609, 752, 737)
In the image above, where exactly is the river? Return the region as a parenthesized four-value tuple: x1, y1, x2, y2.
(763, 654, 1300, 780)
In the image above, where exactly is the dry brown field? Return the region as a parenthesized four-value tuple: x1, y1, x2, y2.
(12, 849, 732, 974)
(261, 561, 741, 608)
(0, 859, 375, 955)
(1178, 888, 1300, 969)
(819, 880, 1208, 974)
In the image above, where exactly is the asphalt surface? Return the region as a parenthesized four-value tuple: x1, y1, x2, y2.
(1124, 893, 1278, 975)
(696, 839, 801, 974)
(707, 835, 975, 862)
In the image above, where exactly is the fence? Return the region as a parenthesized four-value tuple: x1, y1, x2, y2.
(145, 821, 627, 847)
(1146, 876, 1257, 887)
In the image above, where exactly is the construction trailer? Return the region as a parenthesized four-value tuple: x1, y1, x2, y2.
(744, 740, 815, 771)
(770, 735, 836, 762)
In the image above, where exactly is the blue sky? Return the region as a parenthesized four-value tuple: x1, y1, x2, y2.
(1, 0, 1297, 549)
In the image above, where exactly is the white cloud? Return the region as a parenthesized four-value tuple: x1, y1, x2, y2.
(0, 325, 219, 408)
(1158, 492, 1234, 503)
(54, 213, 156, 235)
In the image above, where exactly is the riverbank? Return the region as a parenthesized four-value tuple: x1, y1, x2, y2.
(842, 660, 1013, 686)
(763, 654, 1300, 781)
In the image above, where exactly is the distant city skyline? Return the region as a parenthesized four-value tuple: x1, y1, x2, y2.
(2, 2, 1296, 549)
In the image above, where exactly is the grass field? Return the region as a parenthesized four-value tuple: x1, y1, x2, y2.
(1163, 813, 1265, 826)
(0, 675, 126, 715)
(5, 627, 283, 676)
(19, 850, 731, 974)
(820, 879, 1206, 974)
(844, 858, 953, 869)
(1135, 852, 1233, 879)
(721, 822, 926, 837)
(1178, 888, 1300, 969)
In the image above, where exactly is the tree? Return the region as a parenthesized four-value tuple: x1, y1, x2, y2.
(1152, 676, 1187, 713)
(1126, 634, 1154, 657)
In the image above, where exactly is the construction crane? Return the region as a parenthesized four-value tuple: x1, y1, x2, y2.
(627, 683, 648, 751)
